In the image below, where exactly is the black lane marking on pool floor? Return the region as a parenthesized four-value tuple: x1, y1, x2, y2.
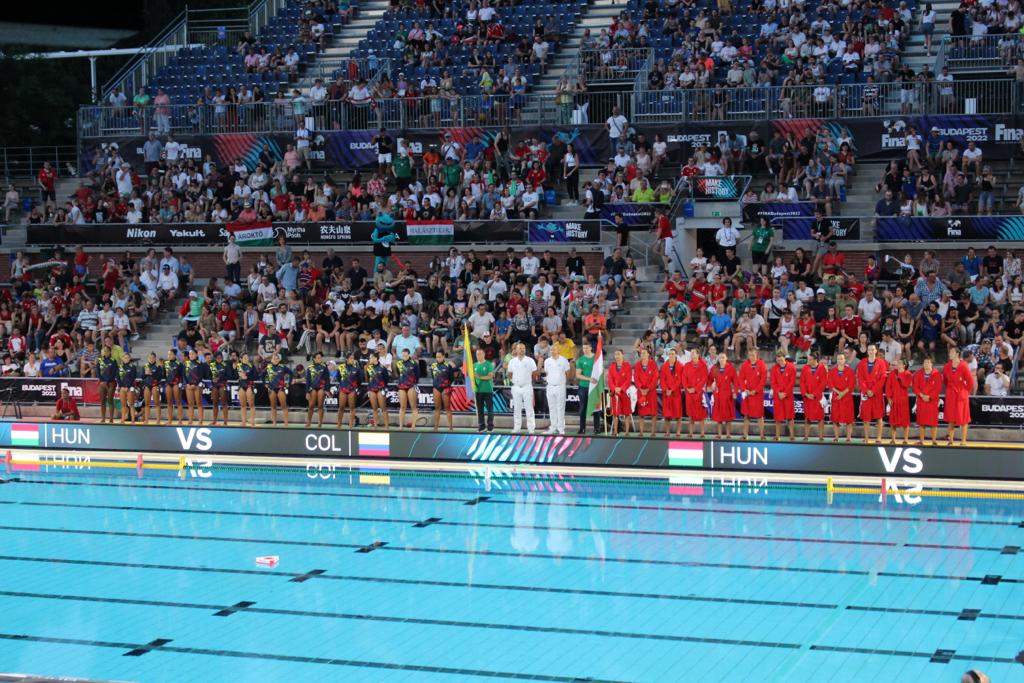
(13, 477, 1017, 528)
(356, 541, 387, 553)
(213, 601, 256, 617)
(0, 589, 802, 650)
(413, 517, 442, 527)
(1, 557, 1022, 623)
(123, 638, 173, 657)
(809, 644, 1017, 665)
(0, 633, 631, 682)
(290, 569, 327, 583)
(0, 524, 1020, 580)
(0, 500, 1012, 553)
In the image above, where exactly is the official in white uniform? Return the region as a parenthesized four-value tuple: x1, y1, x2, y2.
(506, 343, 538, 433)
(543, 347, 570, 434)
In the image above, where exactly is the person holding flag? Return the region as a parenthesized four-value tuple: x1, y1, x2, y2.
(507, 342, 538, 433)
(913, 355, 942, 444)
(264, 352, 292, 426)
(942, 347, 974, 445)
(607, 349, 634, 435)
(660, 348, 685, 437)
(116, 352, 139, 424)
(336, 351, 362, 429)
(738, 348, 767, 439)
(140, 351, 163, 425)
(473, 348, 496, 432)
(708, 352, 737, 437)
(544, 346, 571, 435)
(575, 342, 598, 434)
(633, 348, 659, 437)
(770, 351, 797, 440)
(886, 357, 913, 443)
(828, 352, 856, 442)
(857, 344, 889, 443)
(582, 337, 605, 434)
(682, 347, 709, 438)
(430, 349, 456, 431)
(305, 351, 329, 428)
(799, 352, 828, 440)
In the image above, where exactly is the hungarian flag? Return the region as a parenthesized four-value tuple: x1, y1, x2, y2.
(406, 219, 454, 245)
(462, 324, 475, 401)
(226, 221, 275, 246)
(585, 336, 605, 417)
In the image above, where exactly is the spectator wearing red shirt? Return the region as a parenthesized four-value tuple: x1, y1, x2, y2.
(51, 388, 80, 421)
(820, 242, 846, 277)
(216, 302, 238, 342)
(37, 162, 57, 208)
(687, 274, 711, 312)
(664, 271, 687, 302)
(838, 304, 861, 351)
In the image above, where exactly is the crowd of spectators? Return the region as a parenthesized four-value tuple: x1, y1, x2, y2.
(29, 128, 569, 226)
(605, 0, 918, 119)
(645, 242, 1024, 397)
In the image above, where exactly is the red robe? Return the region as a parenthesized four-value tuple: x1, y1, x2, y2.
(913, 368, 943, 427)
(682, 359, 709, 420)
(942, 361, 974, 426)
(799, 363, 828, 422)
(660, 360, 684, 419)
(633, 360, 659, 417)
(886, 369, 913, 428)
(770, 362, 797, 421)
(857, 358, 889, 421)
(828, 365, 856, 424)
(707, 362, 738, 422)
(607, 361, 633, 417)
(738, 359, 767, 418)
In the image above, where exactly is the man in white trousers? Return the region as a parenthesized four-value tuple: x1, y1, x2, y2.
(544, 346, 571, 434)
(506, 342, 538, 433)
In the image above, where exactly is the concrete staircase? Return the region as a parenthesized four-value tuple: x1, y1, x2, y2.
(299, 0, 392, 92)
(533, 0, 625, 91)
(901, 1, 960, 72)
(130, 295, 189, 360)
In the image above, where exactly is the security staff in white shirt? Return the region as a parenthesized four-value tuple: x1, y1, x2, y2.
(543, 347, 571, 434)
(506, 342, 538, 433)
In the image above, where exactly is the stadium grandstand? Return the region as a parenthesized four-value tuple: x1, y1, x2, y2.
(1, 0, 1023, 679)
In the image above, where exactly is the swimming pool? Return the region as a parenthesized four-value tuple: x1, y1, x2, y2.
(0, 465, 1020, 682)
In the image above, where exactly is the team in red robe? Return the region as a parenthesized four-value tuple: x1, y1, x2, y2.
(606, 351, 634, 435)
(633, 351, 660, 436)
(912, 359, 943, 443)
(856, 346, 889, 441)
(942, 348, 975, 444)
(769, 353, 797, 438)
(659, 350, 685, 434)
(707, 355, 738, 436)
(828, 356, 856, 441)
(682, 354, 709, 436)
(738, 349, 767, 438)
(885, 360, 913, 441)
(799, 355, 828, 439)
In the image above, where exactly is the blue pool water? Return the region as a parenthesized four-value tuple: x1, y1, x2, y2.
(0, 465, 1020, 682)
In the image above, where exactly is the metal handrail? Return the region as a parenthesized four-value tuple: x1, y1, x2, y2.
(101, 11, 188, 100)
(0, 146, 79, 182)
(940, 33, 1024, 73)
(579, 48, 652, 83)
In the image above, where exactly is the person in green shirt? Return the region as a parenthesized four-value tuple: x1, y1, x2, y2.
(473, 348, 495, 431)
(575, 342, 596, 434)
(751, 217, 774, 276)
(392, 152, 413, 191)
(631, 178, 655, 203)
(443, 157, 462, 190)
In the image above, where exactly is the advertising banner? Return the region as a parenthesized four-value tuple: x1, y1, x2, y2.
(876, 215, 1024, 242)
(782, 216, 861, 241)
(527, 220, 602, 243)
(691, 176, 741, 200)
(0, 378, 101, 405)
(27, 219, 600, 247)
(600, 203, 658, 227)
(1, 420, 1022, 480)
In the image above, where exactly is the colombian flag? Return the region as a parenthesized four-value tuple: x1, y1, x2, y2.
(462, 324, 475, 401)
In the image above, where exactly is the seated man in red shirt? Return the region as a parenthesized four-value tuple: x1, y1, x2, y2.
(820, 241, 846, 278)
(664, 271, 687, 302)
(51, 388, 81, 421)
